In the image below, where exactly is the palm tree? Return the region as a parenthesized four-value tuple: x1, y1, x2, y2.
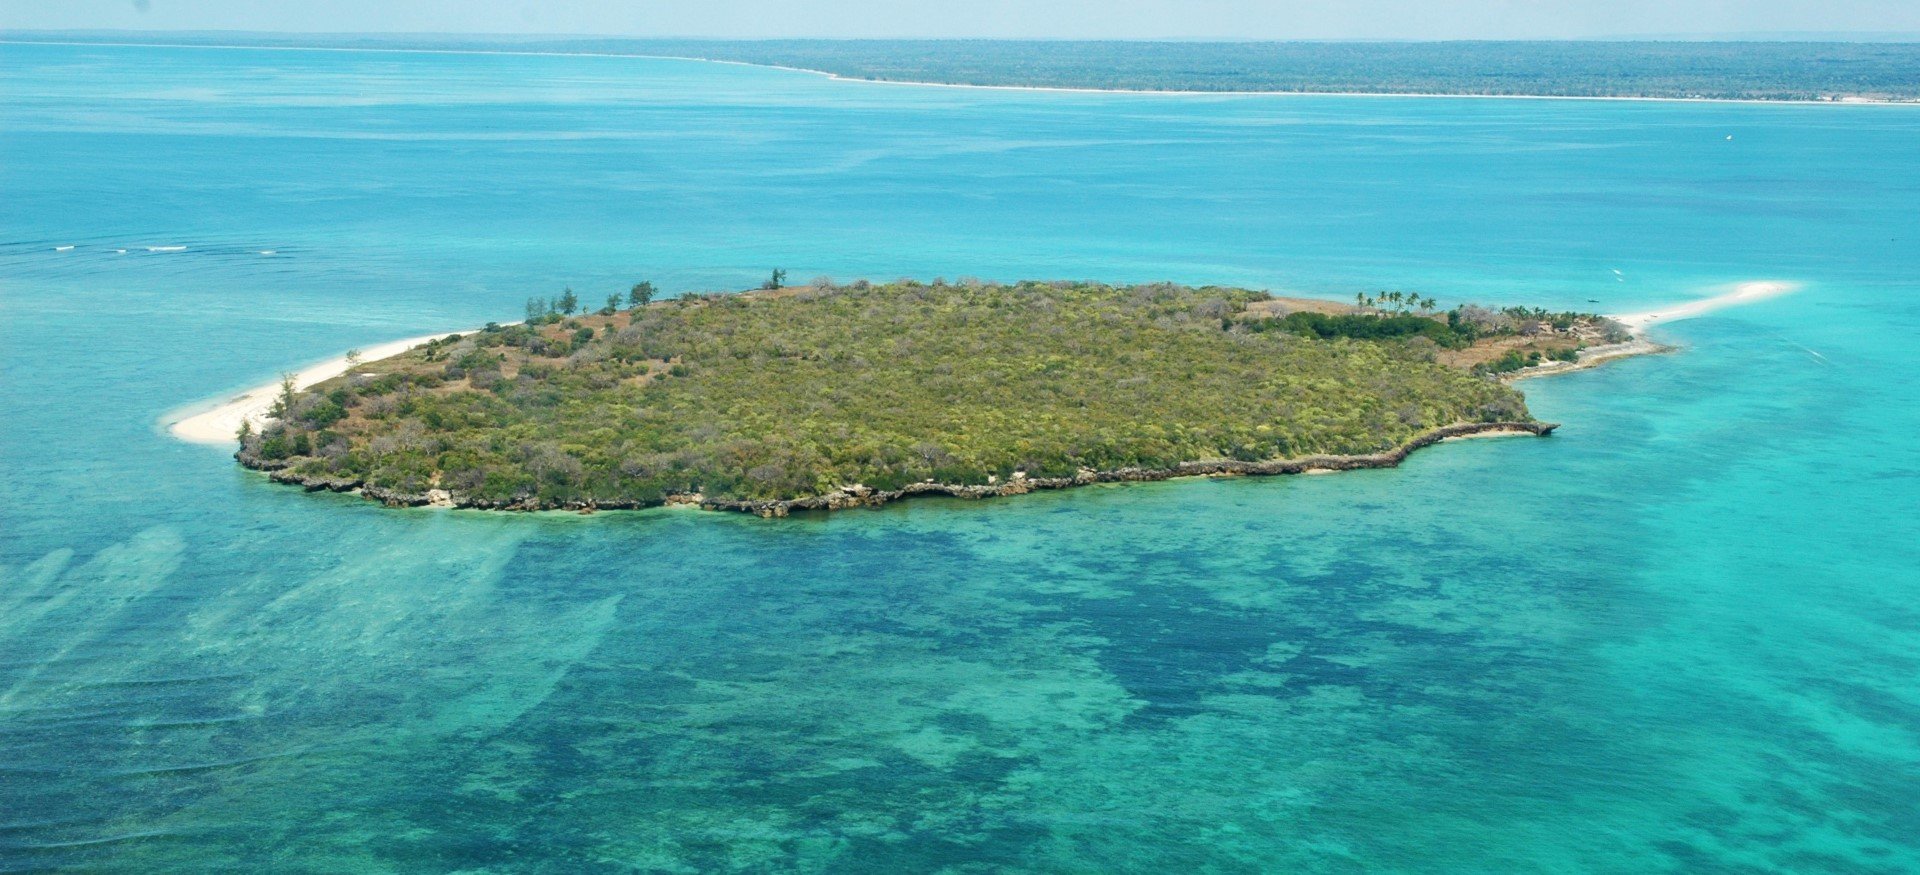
(1354, 292, 1366, 312)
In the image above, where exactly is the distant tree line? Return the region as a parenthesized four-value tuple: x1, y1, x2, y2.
(1246, 302, 1629, 349)
(512, 39, 1920, 101)
(56, 35, 1920, 101)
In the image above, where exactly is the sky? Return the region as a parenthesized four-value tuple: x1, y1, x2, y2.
(3, 0, 1918, 40)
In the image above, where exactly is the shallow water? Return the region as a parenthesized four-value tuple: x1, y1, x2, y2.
(2, 42, 1917, 872)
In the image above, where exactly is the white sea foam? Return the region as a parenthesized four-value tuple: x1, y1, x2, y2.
(259, 250, 276, 255)
(54, 245, 75, 252)
(147, 245, 187, 252)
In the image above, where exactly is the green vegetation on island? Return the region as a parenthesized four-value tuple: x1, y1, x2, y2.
(239, 280, 1627, 512)
(1249, 299, 1632, 375)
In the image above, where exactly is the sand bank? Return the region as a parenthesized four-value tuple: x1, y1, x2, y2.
(1612, 280, 1801, 332)
(165, 330, 469, 445)
(1502, 280, 1800, 380)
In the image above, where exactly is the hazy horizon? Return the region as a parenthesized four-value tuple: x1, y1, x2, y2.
(5, 0, 1918, 42)
(6, 29, 1919, 44)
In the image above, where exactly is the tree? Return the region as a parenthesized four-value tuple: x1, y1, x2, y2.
(763, 268, 787, 290)
(629, 281, 656, 307)
(557, 287, 579, 315)
(601, 294, 620, 316)
(345, 348, 363, 368)
(525, 297, 550, 322)
(269, 372, 297, 419)
(1354, 292, 1365, 311)
(236, 418, 252, 442)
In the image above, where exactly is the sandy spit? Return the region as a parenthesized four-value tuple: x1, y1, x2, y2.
(1611, 280, 1802, 332)
(164, 330, 471, 445)
(1503, 279, 1801, 380)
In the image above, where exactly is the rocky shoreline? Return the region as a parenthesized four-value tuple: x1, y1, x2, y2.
(1505, 336, 1672, 381)
(237, 420, 1555, 518)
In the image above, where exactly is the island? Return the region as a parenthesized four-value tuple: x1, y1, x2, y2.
(25, 34, 1920, 102)
(234, 279, 1639, 516)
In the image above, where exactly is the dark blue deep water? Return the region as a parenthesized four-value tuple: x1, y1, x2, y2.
(3, 42, 1918, 872)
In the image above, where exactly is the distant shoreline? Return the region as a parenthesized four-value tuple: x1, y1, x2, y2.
(7, 38, 1917, 106)
(687, 57, 1917, 106)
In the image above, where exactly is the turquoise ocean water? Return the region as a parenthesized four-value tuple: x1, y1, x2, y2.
(2, 43, 1918, 872)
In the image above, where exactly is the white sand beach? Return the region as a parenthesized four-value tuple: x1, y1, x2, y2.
(165, 330, 470, 445)
(1612, 280, 1801, 332)
(1504, 280, 1800, 380)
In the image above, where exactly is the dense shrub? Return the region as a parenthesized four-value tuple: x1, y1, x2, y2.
(1254, 311, 1472, 347)
(259, 281, 1534, 504)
